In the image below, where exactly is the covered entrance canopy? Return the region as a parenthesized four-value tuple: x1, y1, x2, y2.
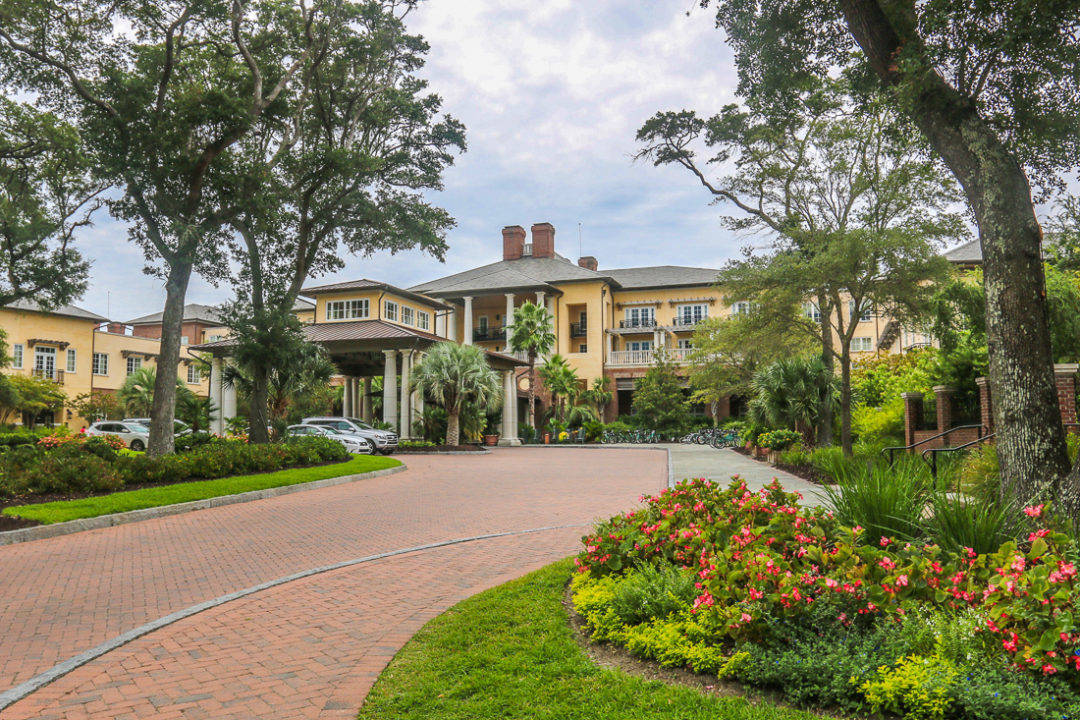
(192, 319, 526, 444)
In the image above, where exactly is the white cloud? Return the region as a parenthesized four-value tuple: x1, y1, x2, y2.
(73, 0, 746, 317)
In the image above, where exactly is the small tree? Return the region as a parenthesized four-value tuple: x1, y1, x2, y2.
(410, 343, 501, 446)
(508, 301, 555, 428)
(5, 374, 66, 428)
(119, 367, 188, 419)
(222, 340, 335, 433)
(748, 357, 839, 446)
(631, 350, 690, 436)
(71, 390, 122, 423)
(581, 377, 613, 421)
(538, 354, 579, 427)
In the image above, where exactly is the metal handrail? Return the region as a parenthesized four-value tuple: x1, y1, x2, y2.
(921, 433, 995, 479)
(881, 423, 987, 467)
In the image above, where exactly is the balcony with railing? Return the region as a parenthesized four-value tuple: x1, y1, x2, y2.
(31, 368, 64, 385)
(570, 321, 588, 338)
(670, 316, 705, 329)
(607, 348, 691, 366)
(618, 318, 657, 330)
(472, 325, 506, 343)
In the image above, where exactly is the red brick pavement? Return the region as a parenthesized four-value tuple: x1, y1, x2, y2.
(0, 448, 664, 717)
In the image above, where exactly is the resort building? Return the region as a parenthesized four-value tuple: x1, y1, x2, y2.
(0, 300, 211, 430)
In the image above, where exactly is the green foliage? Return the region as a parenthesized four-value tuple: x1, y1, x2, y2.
(748, 356, 837, 444)
(607, 563, 699, 626)
(927, 493, 1017, 557)
(630, 350, 690, 435)
(0, 373, 67, 426)
(819, 458, 932, 544)
(70, 390, 122, 423)
(119, 367, 188, 419)
(851, 348, 937, 407)
(956, 443, 1001, 503)
(754, 429, 801, 451)
(0, 436, 347, 500)
(852, 398, 905, 446)
(410, 343, 501, 446)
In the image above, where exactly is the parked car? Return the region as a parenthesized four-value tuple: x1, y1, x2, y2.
(284, 424, 374, 454)
(301, 416, 399, 455)
(86, 421, 151, 451)
(124, 418, 192, 435)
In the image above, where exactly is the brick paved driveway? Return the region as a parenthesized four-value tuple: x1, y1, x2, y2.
(0, 448, 666, 719)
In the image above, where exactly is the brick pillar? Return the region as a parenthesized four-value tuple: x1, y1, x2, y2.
(902, 392, 923, 449)
(933, 385, 954, 446)
(1055, 365, 1078, 427)
(976, 377, 992, 435)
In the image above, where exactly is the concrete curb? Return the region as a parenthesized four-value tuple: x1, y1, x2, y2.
(0, 464, 407, 548)
(0, 523, 587, 712)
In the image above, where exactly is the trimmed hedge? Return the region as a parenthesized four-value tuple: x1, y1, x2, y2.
(0, 436, 349, 498)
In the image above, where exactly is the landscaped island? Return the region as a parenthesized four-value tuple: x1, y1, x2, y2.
(572, 478, 1080, 719)
(0, 432, 399, 527)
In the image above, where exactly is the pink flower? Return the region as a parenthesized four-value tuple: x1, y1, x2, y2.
(880, 536, 892, 547)
(895, 574, 909, 587)
(1024, 504, 1045, 518)
(878, 557, 896, 571)
(740, 612, 752, 623)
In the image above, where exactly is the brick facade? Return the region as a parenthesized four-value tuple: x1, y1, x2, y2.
(902, 392, 922, 447)
(530, 223, 555, 259)
(502, 225, 525, 261)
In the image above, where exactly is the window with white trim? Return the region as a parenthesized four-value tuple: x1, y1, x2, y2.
(626, 340, 652, 352)
(849, 300, 873, 322)
(385, 300, 398, 322)
(677, 304, 709, 324)
(852, 336, 874, 352)
(66, 348, 77, 373)
(34, 346, 56, 379)
(187, 364, 201, 384)
(624, 306, 655, 327)
(402, 306, 415, 325)
(417, 311, 430, 331)
(11, 343, 23, 369)
(803, 302, 822, 323)
(732, 301, 751, 316)
(126, 356, 142, 375)
(325, 298, 369, 320)
(677, 339, 693, 349)
(93, 352, 109, 376)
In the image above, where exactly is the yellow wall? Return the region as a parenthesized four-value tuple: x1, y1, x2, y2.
(312, 289, 443, 335)
(550, 280, 610, 381)
(92, 332, 210, 397)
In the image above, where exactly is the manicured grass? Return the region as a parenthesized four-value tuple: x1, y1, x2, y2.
(358, 560, 825, 720)
(2, 454, 401, 525)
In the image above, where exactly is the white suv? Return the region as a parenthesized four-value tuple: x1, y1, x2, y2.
(86, 421, 151, 451)
(301, 416, 398, 455)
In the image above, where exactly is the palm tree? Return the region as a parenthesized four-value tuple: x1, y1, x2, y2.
(411, 343, 501, 446)
(581, 376, 613, 421)
(748, 356, 838, 445)
(119, 367, 189, 418)
(222, 342, 335, 433)
(508, 301, 555, 428)
(538, 354, 579, 425)
(176, 392, 217, 434)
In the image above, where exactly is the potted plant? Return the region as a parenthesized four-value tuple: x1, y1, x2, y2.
(483, 432, 499, 446)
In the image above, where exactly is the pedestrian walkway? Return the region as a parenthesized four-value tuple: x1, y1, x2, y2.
(664, 443, 825, 505)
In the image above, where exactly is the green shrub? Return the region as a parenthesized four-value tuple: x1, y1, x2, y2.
(603, 420, 632, 434)
(927, 492, 1018, 555)
(754, 429, 801, 451)
(0, 432, 38, 448)
(608, 563, 698, 626)
(957, 443, 999, 502)
(819, 458, 931, 543)
(582, 420, 604, 442)
(852, 397, 905, 446)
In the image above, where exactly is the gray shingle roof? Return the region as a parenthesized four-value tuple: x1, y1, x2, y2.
(409, 255, 611, 296)
(604, 265, 720, 289)
(126, 303, 224, 326)
(4, 298, 108, 322)
(943, 240, 982, 264)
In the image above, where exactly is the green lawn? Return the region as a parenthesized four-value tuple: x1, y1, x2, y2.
(2, 454, 401, 525)
(358, 560, 825, 720)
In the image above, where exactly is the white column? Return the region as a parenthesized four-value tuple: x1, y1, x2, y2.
(211, 356, 224, 434)
(505, 293, 515, 335)
(498, 369, 521, 446)
(382, 350, 397, 430)
(342, 377, 353, 417)
(361, 377, 372, 421)
(448, 307, 457, 343)
(435, 312, 446, 338)
(463, 297, 473, 345)
(606, 332, 614, 360)
(399, 350, 412, 438)
(221, 362, 237, 425)
(535, 290, 545, 307)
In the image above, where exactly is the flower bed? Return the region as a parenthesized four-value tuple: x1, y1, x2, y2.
(572, 478, 1080, 719)
(0, 435, 349, 501)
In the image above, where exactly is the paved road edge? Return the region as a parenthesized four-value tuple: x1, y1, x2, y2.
(0, 464, 407, 547)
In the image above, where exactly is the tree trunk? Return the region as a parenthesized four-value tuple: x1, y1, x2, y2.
(838, 0, 1071, 502)
(147, 262, 193, 457)
(840, 348, 853, 456)
(528, 358, 537, 428)
(817, 293, 835, 446)
(447, 407, 461, 446)
(248, 366, 270, 444)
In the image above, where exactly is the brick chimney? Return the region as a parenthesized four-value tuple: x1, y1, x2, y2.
(530, 222, 555, 259)
(577, 256, 598, 271)
(502, 225, 526, 260)
(105, 322, 127, 334)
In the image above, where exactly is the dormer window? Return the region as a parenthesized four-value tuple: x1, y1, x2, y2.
(326, 299, 369, 320)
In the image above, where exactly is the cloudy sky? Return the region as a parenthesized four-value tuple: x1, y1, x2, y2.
(76, 0, 747, 319)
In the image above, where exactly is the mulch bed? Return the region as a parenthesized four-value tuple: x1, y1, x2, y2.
(0, 458, 346, 531)
(395, 445, 486, 453)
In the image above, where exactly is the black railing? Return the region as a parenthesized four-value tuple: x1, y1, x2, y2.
(920, 422, 1080, 479)
(671, 316, 704, 327)
(570, 322, 587, 338)
(881, 423, 987, 467)
(473, 326, 506, 342)
(619, 318, 657, 329)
